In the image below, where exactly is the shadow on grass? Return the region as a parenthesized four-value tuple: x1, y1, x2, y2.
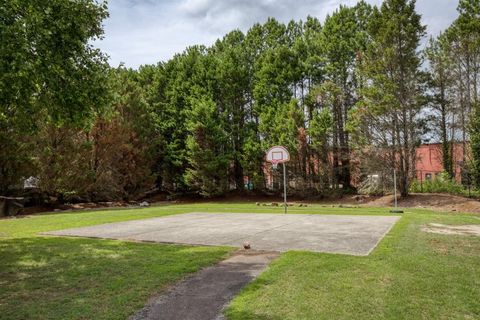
(0, 237, 230, 320)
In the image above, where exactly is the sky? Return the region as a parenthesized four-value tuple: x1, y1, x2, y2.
(94, 0, 460, 69)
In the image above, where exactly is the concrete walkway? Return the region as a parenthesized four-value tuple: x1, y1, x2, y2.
(130, 250, 279, 320)
(45, 212, 400, 255)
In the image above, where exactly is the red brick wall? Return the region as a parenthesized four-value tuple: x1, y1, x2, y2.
(415, 143, 465, 183)
(261, 143, 467, 190)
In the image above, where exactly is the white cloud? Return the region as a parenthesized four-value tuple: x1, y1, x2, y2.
(94, 0, 459, 68)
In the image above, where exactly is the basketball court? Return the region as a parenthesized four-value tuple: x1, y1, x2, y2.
(45, 212, 400, 256)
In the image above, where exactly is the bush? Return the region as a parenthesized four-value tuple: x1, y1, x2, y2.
(409, 172, 480, 198)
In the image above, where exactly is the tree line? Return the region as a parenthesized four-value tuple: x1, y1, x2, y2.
(1, 0, 479, 201)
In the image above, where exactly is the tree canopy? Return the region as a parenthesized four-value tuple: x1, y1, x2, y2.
(1, 0, 479, 200)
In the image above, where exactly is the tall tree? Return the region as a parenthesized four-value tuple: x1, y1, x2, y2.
(317, 3, 372, 190)
(353, 0, 426, 196)
(0, 0, 110, 193)
(450, 0, 480, 184)
(154, 46, 208, 191)
(211, 30, 250, 191)
(425, 34, 455, 177)
(184, 90, 230, 197)
(470, 102, 480, 186)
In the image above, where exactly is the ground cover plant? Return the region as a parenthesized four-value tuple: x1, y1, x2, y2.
(1, 203, 479, 319)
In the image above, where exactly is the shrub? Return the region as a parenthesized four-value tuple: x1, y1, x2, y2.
(410, 171, 480, 198)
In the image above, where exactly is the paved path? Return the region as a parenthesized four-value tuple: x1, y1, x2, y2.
(45, 212, 400, 255)
(130, 250, 279, 320)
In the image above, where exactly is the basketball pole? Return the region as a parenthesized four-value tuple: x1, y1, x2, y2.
(283, 162, 287, 214)
(393, 169, 397, 209)
(266, 146, 290, 214)
(390, 168, 404, 214)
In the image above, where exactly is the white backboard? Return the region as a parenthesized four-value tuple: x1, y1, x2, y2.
(266, 146, 290, 163)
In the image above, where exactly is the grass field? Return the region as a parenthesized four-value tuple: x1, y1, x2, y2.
(226, 211, 480, 319)
(1, 203, 479, 319)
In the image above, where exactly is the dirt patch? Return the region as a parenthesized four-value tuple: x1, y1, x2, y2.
(422, 223, 480, 236)
(365, 193, 480, 214)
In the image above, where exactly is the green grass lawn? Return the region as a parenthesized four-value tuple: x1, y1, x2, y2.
(1, 203, 479, 319)
(226, 212, 480, 319)
(0, 204, 243, 320)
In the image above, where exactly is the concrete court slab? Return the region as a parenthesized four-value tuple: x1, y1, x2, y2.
(44, 212, 400, 256)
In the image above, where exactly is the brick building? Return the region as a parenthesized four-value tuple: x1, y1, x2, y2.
(415, 143, 465, 184)
(262, 143, 468, 190)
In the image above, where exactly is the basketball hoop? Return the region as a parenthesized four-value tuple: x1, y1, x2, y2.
(266, 146, 290, 166)
(266, 146, 290, 213)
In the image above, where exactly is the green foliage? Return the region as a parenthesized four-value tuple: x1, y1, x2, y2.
(456, 0, 480, 188)
(352, 0, 426, 197)
(184, 93, 230, 197)
(211, 31, 251, 189)
(0, 0, 111, 193)
(1, 0, 476, 200)
(0, 0, 110, 127)
(424, 34, 455, 179)
(309, 108, 333, 150)
(32, 67, 159, 201)
(409, 171, 480, 198)
(0, 132, 35, 193)
(470, 103, 480, 187)
(154, 46, 209, 191)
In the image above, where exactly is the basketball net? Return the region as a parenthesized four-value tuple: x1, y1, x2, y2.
(271, 160, 279, 170)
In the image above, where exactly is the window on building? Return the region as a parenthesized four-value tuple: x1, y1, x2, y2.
(425, 173, 432, 181)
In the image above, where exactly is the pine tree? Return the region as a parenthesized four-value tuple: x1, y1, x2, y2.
(425, 34, 455, 178)
(354, 0, 426, 196)
(470, 103, 480, 187)
(453, 0, 480, 185)
(156, 46, 208, 191)
(211, 30, 250, 191)
(317, 4, 371, 190)
(184, 91, 230, 197)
